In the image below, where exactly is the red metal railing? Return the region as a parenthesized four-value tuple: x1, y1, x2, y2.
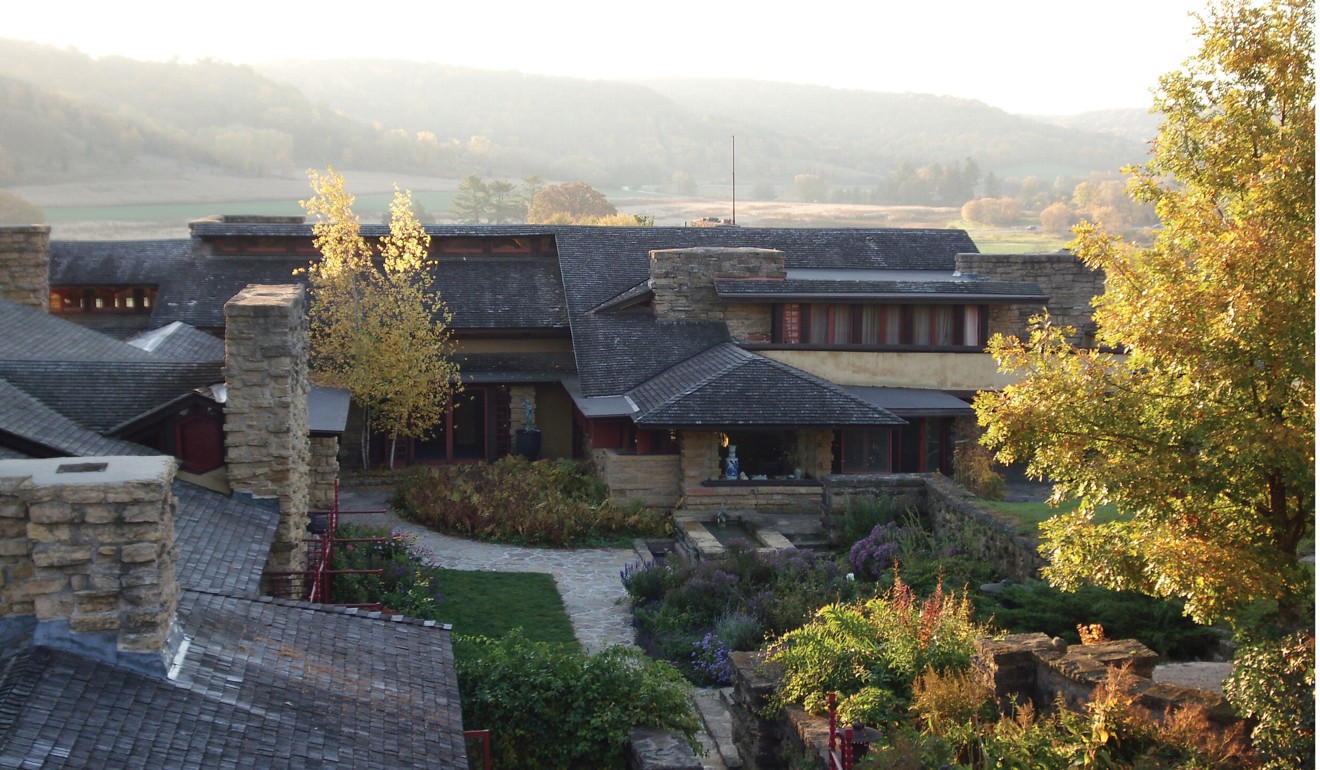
(827, 693, 854, 770)
(265, 479, 388, 607)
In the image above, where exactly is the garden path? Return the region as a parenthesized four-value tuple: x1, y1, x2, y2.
(337, 484, 637, 653)
(337, 483, 734, 769)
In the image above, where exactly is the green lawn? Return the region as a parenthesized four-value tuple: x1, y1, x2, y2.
(434, 568, 578, 646)
(979, 499, 1124, 537)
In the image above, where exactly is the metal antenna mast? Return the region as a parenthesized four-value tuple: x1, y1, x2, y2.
(731, 135, 736, 225)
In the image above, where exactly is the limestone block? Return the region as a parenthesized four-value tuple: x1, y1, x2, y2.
(31, 544, 93, 568)
(34, 593, 75, 620)
(119, 542, 160, 564)
(74, 590, 120, 614)
(28, 502, 76, 524)
(0, 537, 30, 557)
(122, 502, 164, 524)
(69, 611, 120, 634)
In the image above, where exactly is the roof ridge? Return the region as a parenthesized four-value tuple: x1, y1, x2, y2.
(183, 588, 454, 632)
(628, 343, 752, 420)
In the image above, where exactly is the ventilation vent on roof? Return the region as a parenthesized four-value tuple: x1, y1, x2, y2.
(56, 462, 108, 474)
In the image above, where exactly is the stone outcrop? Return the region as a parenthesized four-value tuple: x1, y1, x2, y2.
(0, 456, 182, 678)
(223, 284, 311, 594)
(0, 225, 51, 311)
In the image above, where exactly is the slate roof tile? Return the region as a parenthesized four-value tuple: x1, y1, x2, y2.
(0, 377, 158, 458)
(173, 482, 278, 596)
(0, 593, 467, 769)
(627, 344, 905, 427)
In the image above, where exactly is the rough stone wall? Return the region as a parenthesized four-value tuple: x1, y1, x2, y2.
(725, 302, 774, 343)
(976, 633, 1237, 726)
(308, 435, 340, 511)
(0, 225, 51, 311)
(924, 474, 1045, 579)
(956, 252, 1105, 344)
(223, 285, 311, 593)
(0, 456, 181, 677)
(679, 430, 723, 485)
(820, 473, 1043, 578)
(678, 483, 824, 514)
(730, 637, 1238, 770)
(591, 449, 682, 511)
(650, 247, 786, 323)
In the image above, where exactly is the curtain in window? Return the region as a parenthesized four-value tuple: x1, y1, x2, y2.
(831, 305, 853, 344)
(884, 306, 902, 344)
(912, 306, 932, 345)
(861, 306, 882, 344)
(963, 305, 981, 347)
(808, 305, 830, 344)
(935, 306, 954, 346)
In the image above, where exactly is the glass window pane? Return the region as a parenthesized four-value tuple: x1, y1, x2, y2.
(867, 430, 891, 471)
(935, 306, 954, 346)
(831, 305, 852, 344)
(963, 305, 981, 347)
(808, 305, 829, 344)
(884, 306, 902, 344)
(912, 306, 931, 345)
(843, 430, 864, 470)
(860, 306, 881, 344)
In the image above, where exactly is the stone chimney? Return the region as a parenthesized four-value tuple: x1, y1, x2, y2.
(223, 285, 311, 595)
(0, 456, 182, 678)
(0, 225, 51, 311)
(649, 248, 785, 342)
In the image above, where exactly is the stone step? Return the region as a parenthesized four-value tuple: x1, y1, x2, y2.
(694, 686, 742, 769)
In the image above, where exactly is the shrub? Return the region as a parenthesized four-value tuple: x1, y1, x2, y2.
(840, 493, 898, 544)
(952, 443, 1004, 500)
(1224, 629, 1315, 768)
(974, 581, 1220, 660)
(454, 631, 700, 769)
(327, 523, 445, 619)
(848, 522, 913, 580)
(623, 548, 856, 684)
(392, 456, 667, 546)
(769, 575, 988, 724)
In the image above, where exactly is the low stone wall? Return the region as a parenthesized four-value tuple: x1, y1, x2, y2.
(820, 473, 1043, 579)
(592, 449, 683, 511)
(923, 474, 1045, 579)
(679, 482, 823, 515)
(729, 635, 1239, 770)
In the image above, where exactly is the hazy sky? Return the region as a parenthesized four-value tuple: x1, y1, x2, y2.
(8, 0, 1209, 115)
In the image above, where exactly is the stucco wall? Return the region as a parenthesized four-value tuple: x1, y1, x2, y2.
(762, 349, 1012, 391)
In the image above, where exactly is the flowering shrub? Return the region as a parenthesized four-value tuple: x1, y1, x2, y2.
(622, 548, 857, 684)
(768, 574, 987, 725)
(689, 631, 732, 685)
(848, 521, 913, 580)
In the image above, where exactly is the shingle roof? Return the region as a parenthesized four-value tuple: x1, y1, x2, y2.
(0, 377, 159, 459)
(628, 344, 905, 428)
(0, 360, 222, 433)
(0, 298, 160, 362)
(568, 314, 731, 397)
(0, 594, 467, 769)
(456, 351, 577, 383)
(127, 322, 226, 362)
(173, 481, 278, 596)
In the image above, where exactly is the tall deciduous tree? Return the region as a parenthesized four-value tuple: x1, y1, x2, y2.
(302, 168, 460, 468)
(974, 0, 1313, 628)
(527, 181, 616, 224)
